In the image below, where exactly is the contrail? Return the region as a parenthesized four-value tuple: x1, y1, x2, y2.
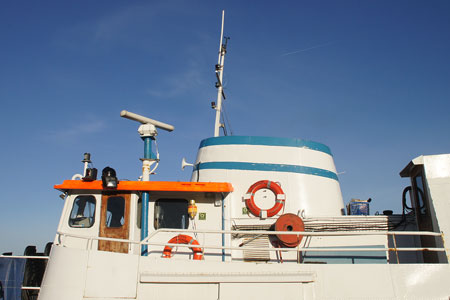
(281, 42, 333, 56)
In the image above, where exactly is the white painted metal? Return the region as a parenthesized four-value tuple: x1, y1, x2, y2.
(84, 250, 138, 298)
(120, 110, 174, 132)
(142, 159, 154, 181)
(401, 154, 450, 262)
(0, 255, 49, 259)
(82, 161, 89, 178)
(138, 123, 157, 138)
(195, 144, 337, 170)
(37, 153, 450, 299)
(38, 246, 88, 300)
(181, 157, 194, 170)
(71, 174, 82, 180)
(213, 10, 226, 137)
(39, 244, 450, 300)
(54, 193, 102, 251)
(193, 142, 344, 217)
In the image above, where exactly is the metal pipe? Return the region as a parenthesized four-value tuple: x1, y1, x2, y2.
(141, 136, 152, 256)
(71, 174, 83, 180)
(214, 10, 226, 137)
(221, 193, 225, 261)
(392, 233, 400, 263)
(144, 228, 444, 237)
(55, 232, 447, 254)
(141, 192, 149, 256)
(144, 138, 152, 162)
(139, 243, 446, 253)
(217, 10, 224, 66)
(0, 255, 49, 259)
(59, 229, 444, 245)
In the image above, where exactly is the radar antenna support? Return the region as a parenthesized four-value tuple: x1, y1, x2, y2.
(214, 10, 230, 137)
(120, 110, 174, 256)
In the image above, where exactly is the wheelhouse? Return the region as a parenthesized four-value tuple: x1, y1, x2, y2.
(55, 180, 233, 259)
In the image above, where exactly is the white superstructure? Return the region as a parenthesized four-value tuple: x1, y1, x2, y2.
(34, 152, 450, 300)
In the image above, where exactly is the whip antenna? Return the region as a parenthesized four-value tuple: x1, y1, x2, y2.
(213, 10, 230, 137)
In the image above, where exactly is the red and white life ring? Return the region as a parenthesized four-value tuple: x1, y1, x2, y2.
(163, 234, 203, 260)
(244, 180, 285, 218)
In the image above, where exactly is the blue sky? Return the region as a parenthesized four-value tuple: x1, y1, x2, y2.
(1, 1, 449, 254)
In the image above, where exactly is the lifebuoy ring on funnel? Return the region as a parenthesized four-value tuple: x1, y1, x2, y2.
(163, 234, 203, 260)
(244, 180, 285, 218)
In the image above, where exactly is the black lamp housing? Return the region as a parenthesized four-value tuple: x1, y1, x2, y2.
(82, 168, 98, 181)
(101, 167, 118, 189)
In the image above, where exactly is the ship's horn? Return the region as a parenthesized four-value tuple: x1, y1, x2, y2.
(181, 157, 194, 170)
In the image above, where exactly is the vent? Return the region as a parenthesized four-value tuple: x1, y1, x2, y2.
(242, 235, 270, 262)
(231, 224, 271, 238)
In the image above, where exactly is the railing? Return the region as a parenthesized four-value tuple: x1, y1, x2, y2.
(0, 255, 49, 291)
(55, 228, 447, 264)
(0, 255, 49, 259)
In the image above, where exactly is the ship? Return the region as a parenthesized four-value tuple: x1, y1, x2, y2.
(2, 11, 450, 300)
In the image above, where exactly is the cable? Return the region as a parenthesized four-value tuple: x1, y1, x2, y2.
(149, 139, 160, 174)
(192, 219, 199, 241)
(221, 102, 233, 135)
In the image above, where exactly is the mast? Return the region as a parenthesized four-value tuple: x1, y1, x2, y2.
(213, 10, 229, 137)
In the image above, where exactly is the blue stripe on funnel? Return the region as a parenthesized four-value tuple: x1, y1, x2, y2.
(197, 161, 338, 181)
(199, 136, 332, 156)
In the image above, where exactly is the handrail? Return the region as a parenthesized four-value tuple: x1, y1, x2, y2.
(144, 228, 443, 239)
(0, 256, 48, 292)
(56, 229, 446, 254)
(144, 242, 445, 253)
(0, 255, 49, 259)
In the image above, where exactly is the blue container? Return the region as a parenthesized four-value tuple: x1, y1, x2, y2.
(348, 201, 370, 215)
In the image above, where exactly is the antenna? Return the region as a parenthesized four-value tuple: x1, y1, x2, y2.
(120, 110, 174, 257)
(120, 110, 174, 181)
(120, 110, 174, 132)
(213, 10, 230, 137)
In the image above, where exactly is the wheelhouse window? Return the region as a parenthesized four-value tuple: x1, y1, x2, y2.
(137, 196, 142, 229)
(69, 195, 96, 228)
(154, 199, 188, 229)
(106, 196, 125, 228)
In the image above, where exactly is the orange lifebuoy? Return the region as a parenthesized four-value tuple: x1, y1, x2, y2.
(244, 180, 285, 218)
(163, 234, 203, 260)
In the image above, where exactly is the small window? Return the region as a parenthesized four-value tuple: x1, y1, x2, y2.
(137, 196, 142, 229)
(69, 195, 96, 228)
(154, 199, 188, 229)
(106, 196, 125, 228)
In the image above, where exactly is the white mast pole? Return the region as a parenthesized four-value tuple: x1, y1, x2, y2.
(214, 10, 226, 137)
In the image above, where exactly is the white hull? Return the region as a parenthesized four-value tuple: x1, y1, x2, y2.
(39, 244, 450, 299)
